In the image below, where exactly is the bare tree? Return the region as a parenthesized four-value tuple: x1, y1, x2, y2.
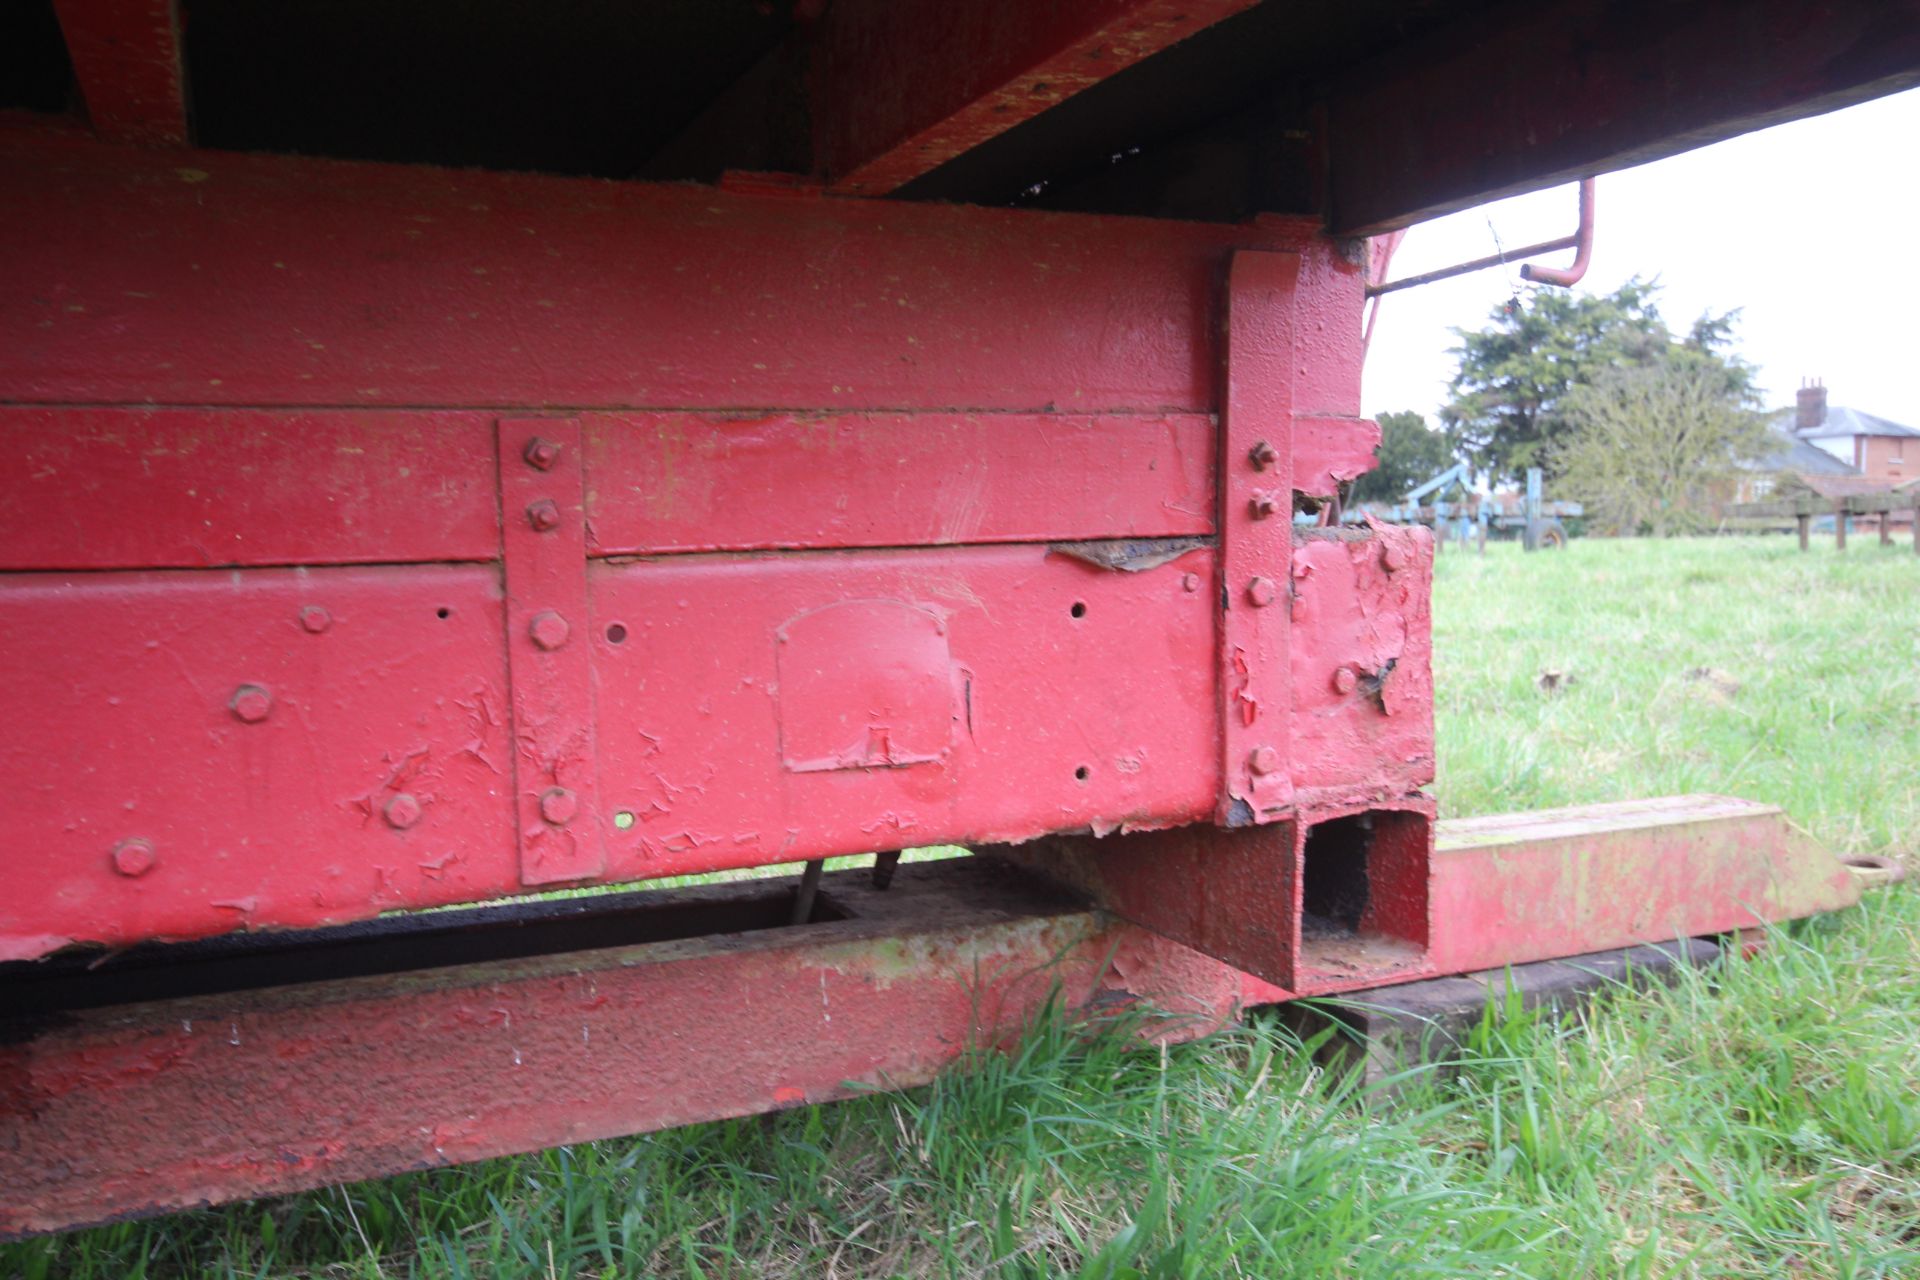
(1549, 362, 1771, 536)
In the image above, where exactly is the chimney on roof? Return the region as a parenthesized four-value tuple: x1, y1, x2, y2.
(1796, 378, 1828, 432)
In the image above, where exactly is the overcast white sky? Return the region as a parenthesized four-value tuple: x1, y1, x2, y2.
(1361, 85, 1920, 430)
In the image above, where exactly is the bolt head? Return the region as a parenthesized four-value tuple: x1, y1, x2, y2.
(1245, 576, 1278, 608)
(538, 786, 578, 826)
(523, 437, 563, 471)
(529, 610, 571, 651)
(111, 838, 156, 877)
(384, 792, 423, 830)
(299, 605, 332, 634)
(1180, 572, 1201, 593)
(1332, 666, 1358, 695)
(1248, 746, 1281, 777)
(1248, 490, 1281, 520)
(527, 499, 562, 532)
(1248, 440, 1279, 471)
(230, 683, 273, 723)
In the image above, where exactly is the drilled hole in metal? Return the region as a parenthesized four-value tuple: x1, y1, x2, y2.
(435, 607, 451, 619)
(606, 623, 628, 644)
(613, 811, 635, 830)
(1070, 601, 1087, 619)
(1074, 765, 1090, 782)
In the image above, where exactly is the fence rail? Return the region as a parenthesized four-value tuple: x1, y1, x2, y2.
(1728, 490, 1920, 552)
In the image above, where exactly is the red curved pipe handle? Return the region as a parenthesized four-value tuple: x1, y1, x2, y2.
(1520, 179, 1595, 288)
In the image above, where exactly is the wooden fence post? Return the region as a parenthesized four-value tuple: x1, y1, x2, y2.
(1880, 512, 1892, 546)
(1835, 503, 1847, 551)
(1796, 513, 1810, 551)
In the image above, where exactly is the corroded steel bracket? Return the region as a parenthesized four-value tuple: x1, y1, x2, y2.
(498, 416, 606, 885)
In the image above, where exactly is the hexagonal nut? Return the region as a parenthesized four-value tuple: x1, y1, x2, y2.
(1332, 666, 1358, 695)
(1247, 745, 1282, 777)
(529, 610, 571, 651)
(383, 792, 423, 830)
(538, 786, 578, 826)
(523, 437, 563, 471)
(230, 683, 273, 723)
(526, 499, 562, 532)
(111, 838, 157, 878)
(1248, 440, 1279, 471)
(299, 604, 332, 634)
(1248, 490, 1282, 520)
(1245, 576, 1278, 608)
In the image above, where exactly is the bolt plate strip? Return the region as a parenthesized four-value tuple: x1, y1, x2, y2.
(1218, 250, 1301, 823)
(498, 417, 606, 885)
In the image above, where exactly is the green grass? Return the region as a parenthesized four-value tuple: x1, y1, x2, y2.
(9, 537, 1919, 1278)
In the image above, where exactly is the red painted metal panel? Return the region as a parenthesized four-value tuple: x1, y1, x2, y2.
(50, 0, 187, 145)
(1287, 525, 1435, 807)
(587, 543, 1219, 878)
(0, 407, 499, 570)
(1293, 415, 1381, 499)
(1217, 250, 1299, 824)
(814, 0, 1263, 194)
(583, 412, 1215, 554)
(0, 565, 516, 960)
(0, 130, 1300, 414)
(497, 417, 606, 886)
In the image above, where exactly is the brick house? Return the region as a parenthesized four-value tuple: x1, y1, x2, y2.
(1783, 380, 1920, 482)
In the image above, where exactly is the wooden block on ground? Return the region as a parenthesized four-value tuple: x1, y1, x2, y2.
(1276, 938, 1722, 1089)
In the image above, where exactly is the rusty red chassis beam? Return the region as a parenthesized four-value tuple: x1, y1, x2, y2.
(0, 796, 1858, 1238)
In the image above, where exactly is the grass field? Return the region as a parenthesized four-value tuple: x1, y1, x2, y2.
(9, 537, 1919, 1279)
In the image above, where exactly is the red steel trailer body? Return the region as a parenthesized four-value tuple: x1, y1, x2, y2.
(1, 0, 1913, 1236)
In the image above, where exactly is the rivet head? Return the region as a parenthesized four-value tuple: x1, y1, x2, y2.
(299, 605, 331, 634)
(384, 792, 423, 830)
(1248, 746, 1282, 777)
(1245, 577, 1278, 608)
(1248, 490, 1282, 520)
(529, 610, 571, 650)
(523, 437, 562, 471)
(1382, 542, 1408, 572)
(538, 786, 578, 826)
(1332, 666, 1358, 694)
(526, 499, 562, 532)
(1181, 572, 1200, 593)
(230, 683, 273, 723)
(111, 838, 156, 878)
(1248, 440, 1279, 471)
